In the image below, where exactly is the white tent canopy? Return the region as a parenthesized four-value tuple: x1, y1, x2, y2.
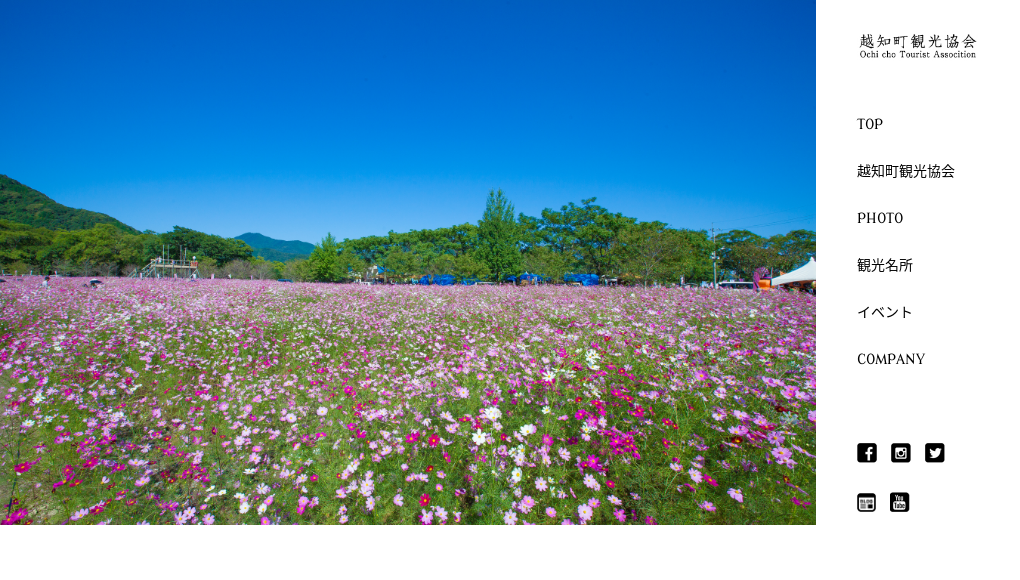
(771, 257, 816, 285)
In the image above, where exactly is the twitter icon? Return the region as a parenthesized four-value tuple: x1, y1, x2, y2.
(925, 443, 945, 463)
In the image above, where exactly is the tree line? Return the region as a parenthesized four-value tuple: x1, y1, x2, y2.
(0, 221, 260, 277)
(0, 191, 815, 284)
(299, 190, 815, 285)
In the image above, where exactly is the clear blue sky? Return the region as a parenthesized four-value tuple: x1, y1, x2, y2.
(2, 1, 815, 244)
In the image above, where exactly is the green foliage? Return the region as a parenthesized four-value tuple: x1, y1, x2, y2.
(328, 193, 811, 286)
(382, 249, 419, 281)
(283, 258, 313, 282)
(521, 246, 570, 282)
(554, 198, 635, 277)
(717, 229, 815, 280)
(151, 226, 254, 267)
(337, 248, 367, 281)
(453, 252, 490, 281)
(308, 233, 342, 282)
(0, 220, 255, 276)
(666, 229, 715, 283)
(0, 219, 146, 275)
(342, 224, 480, 268)
(0, 174, 140, 234)
(0, 175, 814, 285)
(476, 189, 522, 281)
(615, 224, 716, 285)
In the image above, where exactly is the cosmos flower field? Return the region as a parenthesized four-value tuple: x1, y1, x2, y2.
(0, 278, 815, 525)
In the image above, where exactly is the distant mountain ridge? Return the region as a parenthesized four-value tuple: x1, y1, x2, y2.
(235, 232, 314, 262)
(0, 174, 141, 234)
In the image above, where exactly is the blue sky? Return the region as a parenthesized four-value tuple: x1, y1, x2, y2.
(2, 1, 815, 244)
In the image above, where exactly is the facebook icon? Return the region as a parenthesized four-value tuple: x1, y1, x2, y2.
(857, 443, 878, 463)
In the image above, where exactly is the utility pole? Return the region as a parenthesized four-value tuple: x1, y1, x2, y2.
(711, 223, 718, 289)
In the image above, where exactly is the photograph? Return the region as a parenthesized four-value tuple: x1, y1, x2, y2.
(0, 1, 815, 527)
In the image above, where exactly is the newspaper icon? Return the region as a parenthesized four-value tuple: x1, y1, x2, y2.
(857, 493, 876, 512)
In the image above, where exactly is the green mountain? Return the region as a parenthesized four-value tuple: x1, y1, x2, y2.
(235, 232, 314, 262)
(250, 247, 309, 262)
(0, 174, 141, 234)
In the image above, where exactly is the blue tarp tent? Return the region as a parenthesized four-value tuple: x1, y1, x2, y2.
(419, 274, 456, 286)
(520, 273, 544, 284)
(564, 274, 598, 286)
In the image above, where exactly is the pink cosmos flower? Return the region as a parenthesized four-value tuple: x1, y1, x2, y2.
(14, 461, 36, 474)
(771, 447, 793, 461)
(521, 496, 536, 513)
(577, 504, 593, 522)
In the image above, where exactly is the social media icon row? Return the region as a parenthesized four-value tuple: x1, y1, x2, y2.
(857, 443, 944, 463)
(858, 493, 910, 512)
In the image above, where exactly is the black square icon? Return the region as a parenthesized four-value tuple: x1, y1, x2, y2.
(925, 443, 945, 463)
(857, 443, 878, 463)
(890, 443, 911, 463)
(890, 492, 910, 512)
(857, 493, 876, 512)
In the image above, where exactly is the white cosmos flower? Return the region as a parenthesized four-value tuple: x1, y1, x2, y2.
(471, 429, 488, 446)
(482, 407, 502, 421)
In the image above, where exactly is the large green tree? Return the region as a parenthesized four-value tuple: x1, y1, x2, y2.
(532, 198, 635, 276)
(715, 228, 816, 279)
(618, 221, 673, 285)
(521, 245, 570, 282)
(153, 226, 253, 266)
(477, 189, 522, 282)
(308, 233, 342, 282)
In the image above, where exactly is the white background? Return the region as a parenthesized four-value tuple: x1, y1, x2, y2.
(6, 2, 1019, 578)
(817, 0, 1017, 575)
